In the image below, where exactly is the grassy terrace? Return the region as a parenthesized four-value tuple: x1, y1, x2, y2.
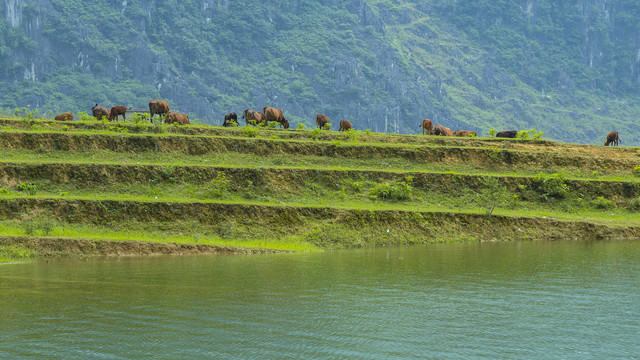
(1, 116, 639, 261)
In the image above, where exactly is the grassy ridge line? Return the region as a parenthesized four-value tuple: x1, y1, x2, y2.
(0, 117, 558, 148)
(1, 161, 639, 198)
(0, 198, 638, 250)
(0, 131, 637, 172)
(0, 236, 283, 257)
(1, 196, 639, 227)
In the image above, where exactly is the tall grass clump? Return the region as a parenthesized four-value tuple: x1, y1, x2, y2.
(0, 245, 37, 263)
(535, 172, 570, 201)
(369, 177, 413, 201)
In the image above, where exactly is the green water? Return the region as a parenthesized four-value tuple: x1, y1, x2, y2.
(1, 240, 639, 359)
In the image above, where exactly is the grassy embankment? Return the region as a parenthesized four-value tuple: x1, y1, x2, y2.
(0, 117, 639, 262)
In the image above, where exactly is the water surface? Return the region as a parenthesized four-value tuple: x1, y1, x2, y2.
(1, 240, 639, 359)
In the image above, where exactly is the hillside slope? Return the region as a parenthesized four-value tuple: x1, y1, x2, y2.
(1, 116, 639, 261)
(1, 0, 640, 143)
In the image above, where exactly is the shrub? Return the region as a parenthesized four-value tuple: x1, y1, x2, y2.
(207, 171, 230, 198)
(297, 122, 306, 130)
(592, 197, 615, 210)
(369, 177, 412, 201)
(243, 126, 258, 138)
(516, 129, 544, 140)
(633, 165, 640, 176)
(488, 129, 496, 137)
(309, 128, 321, 140)
(628, 197, 640, 211)
(535, 172, 570, 200)
(323, 123, 331, 130)
(338, 129, 359, 142)
(477, 176, 509, 215)
(16, 182, 37, 195)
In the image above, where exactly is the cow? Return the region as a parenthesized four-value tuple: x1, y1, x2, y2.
(316, 114, 330, 130)
(242, 109, 264, 125)
(165, 112, 190, 125)
(339, 120, 352, 131)
(54, 112, 74, 121)
(433, 125, 453, 136)
(223, 112, 238, 127)
(263, 107, 289, 129)
(453, 130, 477, 137)
(149, 100, 170, 123)
(496, 130, 518, 138)
(420, 119, 433, 135)
(109, 105, 129, 121)
(604, 131, 620, 146)
(91, 104, 110, 121)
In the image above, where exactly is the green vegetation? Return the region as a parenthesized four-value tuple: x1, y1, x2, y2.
(0, 114, 639, 262)
(2, 1, 640, 143)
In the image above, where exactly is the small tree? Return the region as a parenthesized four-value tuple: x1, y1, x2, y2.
(478, 176, 509, 215)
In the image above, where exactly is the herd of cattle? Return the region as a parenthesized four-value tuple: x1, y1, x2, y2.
(51, 101, 622, 146)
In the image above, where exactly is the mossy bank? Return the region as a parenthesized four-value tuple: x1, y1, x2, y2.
(1, 117, 639, 262)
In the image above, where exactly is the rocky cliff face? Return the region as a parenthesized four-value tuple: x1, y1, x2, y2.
(2, 0, 640, 143)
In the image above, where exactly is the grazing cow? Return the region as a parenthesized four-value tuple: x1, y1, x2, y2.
(453, 130, 477, 137)
(420, 119, 433, 135)
(91, 104, 110, 121)
(223, 112, 238, 127)
(149, 100, 170, 123)
(496, 130, 518, 138)
(242, 109, 264, 125)
(263, 107, 289, 129)
(316, 114, 330, 129)
(54, 112, 74, 121)
(339, 120, 352, 131)
(604, 131, 620, 146)
(109, 105, 129, 121)
(165, 112, 190, 125)
(433, 125, 453, 136)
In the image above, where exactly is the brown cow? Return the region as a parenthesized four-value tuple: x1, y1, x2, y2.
(223, 112, 238, 127)
(242, 109, 264, 125)
(339, 120, 352, 131)
(604, 131, 620, 146)
(54, 112, 74, 121)
(263, 107, 289, 129)
(109, 105, 129, 121)
(165, 112, 190, 125)
(433, 125, 453, 136)
(453, 130, 477, 137)
(420, 119, 433, 135)
(149, 100, 170, 123)
(91, 104, 110, 121)
(496, 130, 518, 138)
(316, 114, 330, 130)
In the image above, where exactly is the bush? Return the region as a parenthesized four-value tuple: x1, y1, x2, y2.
(516, 129, 544, 140)
(323, 123, 331, 130)
(207, 171, 230, 198)
(592, 197, 615, 210)
(535, 172, 570, 201)
(16, 182, 37, 195)
(297, 122, 306, 130)
(243, 126, 258, 138)
(309, 128, 321, 140)
(369, 177, 413, 201)
(633, 165, 640, 176)
(477, 176, 509, 215)
(488, 129, 496, 137)
(628, 197, 640, 211)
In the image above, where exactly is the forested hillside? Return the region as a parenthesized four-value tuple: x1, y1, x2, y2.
(1, 0, 640, 143)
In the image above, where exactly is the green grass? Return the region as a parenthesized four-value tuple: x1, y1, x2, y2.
(0, 245, 38, 263)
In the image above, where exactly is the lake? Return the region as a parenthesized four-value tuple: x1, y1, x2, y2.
(1, 240, 639, 359)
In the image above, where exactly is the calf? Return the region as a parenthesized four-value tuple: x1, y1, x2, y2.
(316, 114, 330, 129)
(604, 131, 620, 146)
(453, 130, 477, 137)
(54, 112, 74, 121)
(223, 112, 238, 127)
(339, 120, 352, 131)
(91, 104, 110, 121)
(420, 119, 433, 135)
(109, 105, 129, 121)
(165, 112, 190, 125)
(433, 125, 453, 136)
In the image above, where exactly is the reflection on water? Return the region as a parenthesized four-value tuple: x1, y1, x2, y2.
(1, 240, 639, 359)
